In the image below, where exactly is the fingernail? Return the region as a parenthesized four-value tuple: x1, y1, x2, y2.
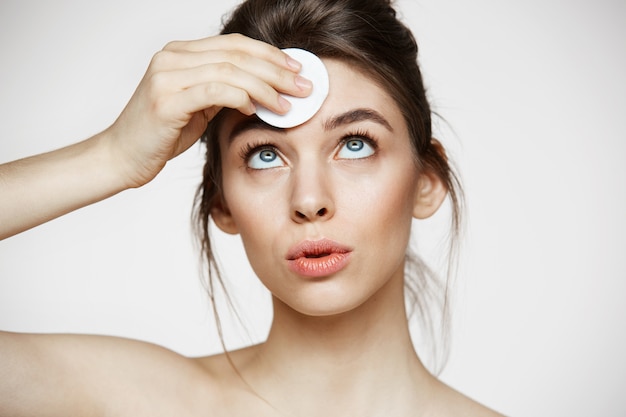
(295, 75, 313, 91)
(278, 96, 291, 112)
(286, 56, 301, 71)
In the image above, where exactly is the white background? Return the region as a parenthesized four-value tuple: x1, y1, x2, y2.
(1, 1, 625, 415)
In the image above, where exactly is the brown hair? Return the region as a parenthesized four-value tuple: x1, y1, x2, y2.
(194, 0, 463, 372)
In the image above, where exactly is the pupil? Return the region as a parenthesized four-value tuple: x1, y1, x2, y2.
(260, 150, 276, 162)
(347, 140, 364, 151)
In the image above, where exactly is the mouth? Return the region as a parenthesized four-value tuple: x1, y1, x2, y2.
(286, 238, 351, 260)
(305, 253, 331, 259)
(286, 238, 352, 278)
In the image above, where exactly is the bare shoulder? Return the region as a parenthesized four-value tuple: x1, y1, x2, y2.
(192, 343, 265, 397)
(0, 331, 222, 416)
(430, 379, 506, 417)
(192, 345, 279, 416)
(193, 344, 260, 376)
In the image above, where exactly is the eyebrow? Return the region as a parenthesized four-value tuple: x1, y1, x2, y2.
(227, 118, 283, 144)
(323, 108, 393, 133)
(227, 107, 393, 145)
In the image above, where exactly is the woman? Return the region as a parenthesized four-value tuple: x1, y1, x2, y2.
(0, 0, 503, 415)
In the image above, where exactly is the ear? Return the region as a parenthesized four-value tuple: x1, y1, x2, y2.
(413, 140, 449, 219)
(210, 195, 239, 235)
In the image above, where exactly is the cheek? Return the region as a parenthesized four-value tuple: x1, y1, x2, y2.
(220, 171, 288, 266)
(339, 161, 418, 220)
(352, 164, 418, 249)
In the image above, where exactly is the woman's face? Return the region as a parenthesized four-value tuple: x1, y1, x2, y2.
(214, 60, 432, 317)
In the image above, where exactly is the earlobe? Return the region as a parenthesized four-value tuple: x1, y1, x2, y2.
(210, 196, 239, 235)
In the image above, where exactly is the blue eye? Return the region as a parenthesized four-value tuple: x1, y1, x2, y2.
(247, 148, 285, 169)
(336, 138, 376, 159)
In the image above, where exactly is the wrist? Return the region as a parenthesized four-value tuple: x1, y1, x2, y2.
(96, 125, 153, 191)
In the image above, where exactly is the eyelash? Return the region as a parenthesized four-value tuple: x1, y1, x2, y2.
(238, 141, 276, 164)
(338, 129, 379, 156)
(238, 129, 379, 164)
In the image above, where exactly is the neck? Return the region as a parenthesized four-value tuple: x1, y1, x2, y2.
(246, 269, 437, 415)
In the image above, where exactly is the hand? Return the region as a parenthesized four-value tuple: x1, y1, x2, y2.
(106, 33, 312, 188)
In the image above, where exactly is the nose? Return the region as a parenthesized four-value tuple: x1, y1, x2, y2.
(289, 163, 334, 224)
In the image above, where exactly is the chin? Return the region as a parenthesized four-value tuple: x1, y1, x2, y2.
(276, 287, 372, 319)
(292, 304, 356, 318)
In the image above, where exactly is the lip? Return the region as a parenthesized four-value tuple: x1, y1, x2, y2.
(286, 238, 353, 278)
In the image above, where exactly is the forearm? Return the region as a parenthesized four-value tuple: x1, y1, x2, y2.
(0, 131, 129, 240)
(0, 35, 308, 241)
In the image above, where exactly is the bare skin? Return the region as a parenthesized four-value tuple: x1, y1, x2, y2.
(0, 34, 309, 240)
(0, 332, 501, 416)
(0, 36, 504, 416)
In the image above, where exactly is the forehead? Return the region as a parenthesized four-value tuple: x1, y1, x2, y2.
(219, 58, 406, 140)
(318, 59, 400, 117)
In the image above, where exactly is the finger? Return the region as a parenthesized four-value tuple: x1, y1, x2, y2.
(162, 34, 301, 73)
(152, 63, 293, 114)
(162, 82, 257, 123)
(171, 111, 208, 157)
(149, 50, 311, 99)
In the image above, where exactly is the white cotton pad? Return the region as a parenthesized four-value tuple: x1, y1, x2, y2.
(255, 48, 329, 128)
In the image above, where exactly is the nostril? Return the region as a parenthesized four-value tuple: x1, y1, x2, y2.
(293, 207, 329, 221)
